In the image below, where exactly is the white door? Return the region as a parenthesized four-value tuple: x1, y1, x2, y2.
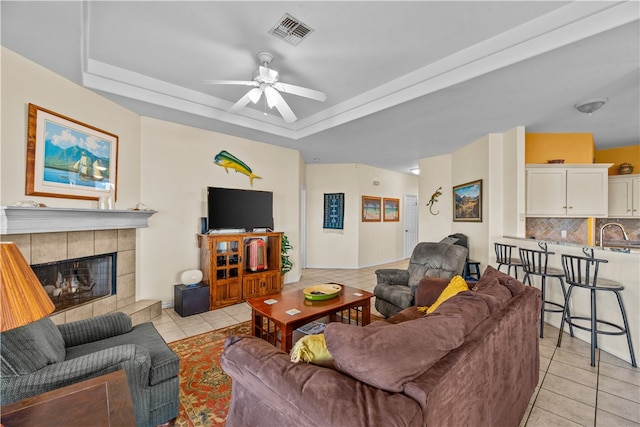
(403, 194, 418, 258)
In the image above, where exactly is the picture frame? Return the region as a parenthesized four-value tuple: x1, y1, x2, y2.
(453, 179, 482, 222)
(361, 196, 381, 222)
(26, 103, 119, 201)
(383, 197, 400, 222)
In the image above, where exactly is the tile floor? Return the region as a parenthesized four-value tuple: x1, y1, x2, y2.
(152, 260, 639, 427)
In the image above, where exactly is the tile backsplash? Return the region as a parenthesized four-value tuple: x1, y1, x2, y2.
(526, 217, 640, 245)
(526, 217, 588, 244)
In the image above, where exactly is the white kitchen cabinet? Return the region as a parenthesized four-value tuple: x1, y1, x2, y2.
(526, 164, 612, 217)
(608, 174, 640, 217)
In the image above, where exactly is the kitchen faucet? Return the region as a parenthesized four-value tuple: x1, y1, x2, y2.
(599, 222, 630, 248)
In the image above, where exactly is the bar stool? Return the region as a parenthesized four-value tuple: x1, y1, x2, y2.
(519, 244, 573, 338)
(494, 243, 523, 279)
(464, 260, 481, 281)
(557, 254, 637, 368)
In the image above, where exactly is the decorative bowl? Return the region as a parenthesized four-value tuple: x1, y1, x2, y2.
(618, 163, 634, 174)
(303, 284, 342, 300)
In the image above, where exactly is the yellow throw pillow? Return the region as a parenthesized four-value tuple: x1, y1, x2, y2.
(290, 334, 334, 367)
(417, 275, 469, 314)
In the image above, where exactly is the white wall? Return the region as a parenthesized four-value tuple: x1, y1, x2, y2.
(418, 154, 452, 242)
(418, 127, 523, 267)
(138, 117, 302, 304)
(306, 163, 417, 268)
(1, 48, 141, 209)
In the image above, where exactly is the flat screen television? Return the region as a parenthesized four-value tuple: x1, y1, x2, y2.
(207, 187, 274, 232)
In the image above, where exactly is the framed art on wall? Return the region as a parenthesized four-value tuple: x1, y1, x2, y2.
(26, 103, 119, 200)
(453, 179, 482, 222)
(362, 196, 381, 222)
(383, 198, 400, 221)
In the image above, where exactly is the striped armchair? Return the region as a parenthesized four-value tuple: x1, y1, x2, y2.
(0, 312, 179, 427)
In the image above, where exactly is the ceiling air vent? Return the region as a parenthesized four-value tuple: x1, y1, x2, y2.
(269, 13, 314, 46)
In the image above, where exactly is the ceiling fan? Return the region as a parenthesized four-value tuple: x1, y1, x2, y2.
(204, 52, 326, 123)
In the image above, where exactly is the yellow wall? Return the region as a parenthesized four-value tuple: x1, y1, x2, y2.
(595, 145, 640, 175)
(525, 133, 594, 164)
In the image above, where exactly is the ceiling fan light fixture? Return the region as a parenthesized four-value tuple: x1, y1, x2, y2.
(574, 98, 608, 115)
(264, 86, 279, 108)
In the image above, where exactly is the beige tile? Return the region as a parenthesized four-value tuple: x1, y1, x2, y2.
(152, 312, 179, 326)
(93, 295, 118, 316)
(161, 329, 188, 343)
(520, 404, 532, 426)
(48, 311, 66, 325)
(525, 406, 582, 427)
(598, 375, 640, 404)
(183, 323, 216, 337)
(1, 234, 31, 261)
(533, 388, 595, 426)
(597, 391, 640, 424)
(117, 295, 135, 308)
(175, 315, 209, 329)
(64, 303, 94, 322)
(600, 350, 639, 371)
(541, 373, 597, 407)
(118, 229, 136, 251)
(130, 308, 151, 326)
(552, 348, 599, 373)
(94, 229, 118, 254)
(67, 231, 95, 258)
(117, 249, 136, 276)
(539, 343, 556, 360)
(200, 309, 236, 323)
(230, 310, 251, 323)
(208, 317, 239, 330)
(539, 356, 552, 371)
(31, 232, 67, 264)
(596, 409, 640, 427)
(547, 359, 598, 388)
(599, 361, 640, 387)
(117, 273, 135, 300)
(154, 321, 182, 334)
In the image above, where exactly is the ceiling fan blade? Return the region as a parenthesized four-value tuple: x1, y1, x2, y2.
(203, 80, 259, 87)
(271, 90, 297, 123)
(274, 82, 326, 102)
(228, 90, 258, 114)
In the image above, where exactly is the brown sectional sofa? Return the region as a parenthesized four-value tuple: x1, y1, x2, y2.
(221, 266, 541, 427)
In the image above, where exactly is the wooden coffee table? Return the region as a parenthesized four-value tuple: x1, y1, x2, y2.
(246, 284, 373, 352)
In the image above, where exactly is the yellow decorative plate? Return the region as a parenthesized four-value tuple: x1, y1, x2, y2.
(303, 284, 342, 300)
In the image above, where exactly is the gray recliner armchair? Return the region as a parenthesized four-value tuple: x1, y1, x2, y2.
(374, 242, 468, 318)
(0, 312, 179, 427)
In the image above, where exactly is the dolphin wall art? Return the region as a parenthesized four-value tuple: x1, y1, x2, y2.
(213, 150, 262, 186)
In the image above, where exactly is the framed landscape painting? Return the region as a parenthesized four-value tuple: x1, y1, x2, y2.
(362, 196, 381, 222)
(26, 104, 118, 200)
(453, 179, 482, 222)
(383, 198, 400, 221)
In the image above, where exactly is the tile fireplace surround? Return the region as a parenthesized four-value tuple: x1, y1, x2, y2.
(0, 207, 160, 326)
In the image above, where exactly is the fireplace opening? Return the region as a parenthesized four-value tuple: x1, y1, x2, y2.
(31, 253, 117, 313)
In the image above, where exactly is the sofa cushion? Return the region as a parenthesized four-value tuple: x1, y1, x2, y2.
(0, 317, 65, 375)
(65, 322, 178, 385)
(426, 291, 491, 335)
(415, 277, 450, 307)
(420, 275, 469, 314)
(325, 312, 465, 392)
(474, 265, 526, 296)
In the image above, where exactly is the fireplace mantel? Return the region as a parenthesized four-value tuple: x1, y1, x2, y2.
(1, 206, 157, 234)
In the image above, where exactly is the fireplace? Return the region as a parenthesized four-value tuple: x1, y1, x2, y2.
(32, 253, 117, 313)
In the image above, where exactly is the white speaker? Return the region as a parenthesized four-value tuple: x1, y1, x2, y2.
(180, 269, 203, 286)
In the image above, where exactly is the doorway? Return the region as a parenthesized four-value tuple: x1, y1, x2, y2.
(403, 194, 418, 258)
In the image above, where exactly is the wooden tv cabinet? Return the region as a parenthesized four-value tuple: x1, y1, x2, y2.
(198, 232, 283, 309)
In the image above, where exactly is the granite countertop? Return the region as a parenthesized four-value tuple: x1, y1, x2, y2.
(504, 236, 640, 255)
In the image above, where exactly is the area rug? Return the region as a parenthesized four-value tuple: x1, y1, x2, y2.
(168, 321, 251, 427)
